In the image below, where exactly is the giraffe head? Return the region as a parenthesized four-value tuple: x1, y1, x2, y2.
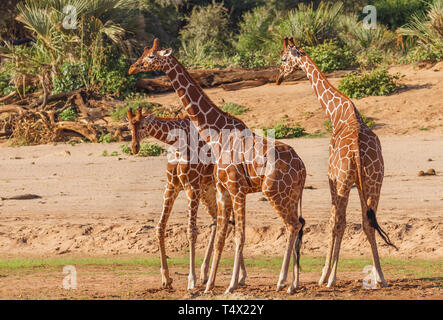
(276, 37, 307, 85)
(128, 38, 173, 74)
(127, 107, 155, 154)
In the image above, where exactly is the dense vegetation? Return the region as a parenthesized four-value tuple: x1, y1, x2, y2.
(0, 0, 441, 143)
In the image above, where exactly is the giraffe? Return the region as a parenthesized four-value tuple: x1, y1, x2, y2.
(129, 39, 307, 294)
(127, 108, 246, 290)
(277, 37, 397, 288)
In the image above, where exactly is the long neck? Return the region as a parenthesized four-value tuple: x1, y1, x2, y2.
(141, 117, 189, 145)
(299, 55, 358, 132)
(163, 56, 230, 134)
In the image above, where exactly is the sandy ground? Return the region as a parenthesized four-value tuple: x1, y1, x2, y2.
(0, 64, 442, 299)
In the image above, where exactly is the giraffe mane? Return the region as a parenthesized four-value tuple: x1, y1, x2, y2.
(172, 56, 250, 128)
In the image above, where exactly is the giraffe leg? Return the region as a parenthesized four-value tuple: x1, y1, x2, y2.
(264, 188, 301, 292)
(205, 185, 232, 293)
(157, 183, 179, 288)
(199, 184, 218, 285)
(238, 251, 247, 286)
(326, 180, 352, 288)
(225, 193, 247, 294)
(319, 179, 337, 286)
(358, 191, 388, 287)
(183, 185, 201, 290)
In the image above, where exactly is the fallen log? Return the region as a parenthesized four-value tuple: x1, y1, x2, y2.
(54, 121, 98, 142)
(28, 90, 80, 109)
(221, 79, 267, 91)
(0, 105, 26, 115)
(0, 91, 17, 103)
(135, 67, 352, 93)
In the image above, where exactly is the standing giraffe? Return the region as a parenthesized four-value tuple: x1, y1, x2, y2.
(129, 39, 307, 294)
(277, 37, 397, 288)
(127, 108, 246, 290)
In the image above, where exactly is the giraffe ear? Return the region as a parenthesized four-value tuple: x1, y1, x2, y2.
(160, 48, 173, 57)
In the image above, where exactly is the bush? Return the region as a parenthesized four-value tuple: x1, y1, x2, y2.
(111, 100, 154, 122)
(99, 133, 116, 143)
(399, 0, 443, 62)
(53, 62, 87, 94)
(0, 73, 14, 97)
(221, 102, 249, 115)
(338, 15, 397, 52)
(276, 2, 344, 47)
(305, 41, 357, 71)
(138, 142, 166, 157)
(338, 68, 403, 99)
(262, 120, 306, 139)
(58, 107, 78, 122)
(179, 2, 232, 68)
(367, 0, 431, 30)
(234, 5, 281, 67)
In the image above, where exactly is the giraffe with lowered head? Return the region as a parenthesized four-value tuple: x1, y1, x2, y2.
(127, 108, 246, 290)
(129, 39, 307, 294)
(277, 37, 397, 288)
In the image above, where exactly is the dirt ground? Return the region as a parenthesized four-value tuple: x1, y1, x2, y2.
(0, 64, 442, 299)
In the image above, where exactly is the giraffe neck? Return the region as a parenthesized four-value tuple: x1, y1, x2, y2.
(299, 55, 358, 132)
(163, 56, 231, 135)
(140, 116, 189, 145)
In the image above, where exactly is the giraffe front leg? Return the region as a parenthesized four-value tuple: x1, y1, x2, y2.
(157, 183, 178, 288)
(184, 186, 200, 290)
(205, 186, 231, 293)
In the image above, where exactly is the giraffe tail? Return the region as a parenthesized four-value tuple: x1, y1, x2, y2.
(294, 193, 305, 270)
(366, 203, 398, 250)
(355, 149, 398, 251)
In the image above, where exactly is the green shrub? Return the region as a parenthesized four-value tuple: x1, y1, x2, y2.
(399, 0, 443, 62)
(262, 121, 306, 139)
(367, 0, 431, 30)
(99, 133, 116, 143)
(52, 62, 87, 94)
(338, 68, 403, 99)
(0, 72, 14, 97)
(338, 15, 397, 52)
(121, 144, 132, 155)
(221, 102, 249, 115)
(179, 2, 232, 68)
(58, 107, 78, 122)
(111, 100, 154, 122)
(305, 41, 357, 71)
(138, 142, 166, 157)
(276, 2, 344, 47)
(356, 48, 385, 67)
(234, 5, 281, 67)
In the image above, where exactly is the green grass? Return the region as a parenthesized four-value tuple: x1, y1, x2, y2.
(220, 102, 249, 116)
(0, 256, 440, 279)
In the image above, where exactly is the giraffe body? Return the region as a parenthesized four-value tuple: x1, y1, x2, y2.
(277, 38, 396, 288)
(129, 40, 307, 294)
(127, 109, 246, 289)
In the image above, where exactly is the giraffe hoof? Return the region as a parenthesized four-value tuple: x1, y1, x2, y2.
(286, 285, 296, 294)
(276, 283, 286, 292)
(161, 278, 173, 288)
(224, 286, 236, 294)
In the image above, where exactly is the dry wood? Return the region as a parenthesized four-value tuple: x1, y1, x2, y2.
(54, 121, 98, 142)
(221, 79, 267, 91)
